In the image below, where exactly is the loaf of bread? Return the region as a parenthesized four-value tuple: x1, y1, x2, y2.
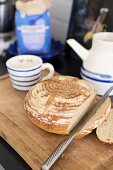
(24, 75, 97, 134)
(96, 108, 113, 144)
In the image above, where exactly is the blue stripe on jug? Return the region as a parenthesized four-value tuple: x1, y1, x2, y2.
(81, 66, 113, 79)
(80, 71, 113, 83)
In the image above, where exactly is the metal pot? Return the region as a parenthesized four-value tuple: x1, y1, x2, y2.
(0, 0, 15, 33)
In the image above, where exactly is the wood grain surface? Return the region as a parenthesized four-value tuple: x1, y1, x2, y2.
(0, 75, 113, 170)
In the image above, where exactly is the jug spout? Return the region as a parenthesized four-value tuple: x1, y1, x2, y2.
(67, 39, 89, 61)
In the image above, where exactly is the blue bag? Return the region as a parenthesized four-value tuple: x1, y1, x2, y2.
(15, 10, 51, 55)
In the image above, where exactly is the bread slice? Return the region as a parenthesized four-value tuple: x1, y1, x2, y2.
(96, 108, 113, 144)
(76, 97, 111, 138)
(24, 75, 96, 134)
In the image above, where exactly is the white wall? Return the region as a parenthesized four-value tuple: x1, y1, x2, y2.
(50, 0, 73, 44)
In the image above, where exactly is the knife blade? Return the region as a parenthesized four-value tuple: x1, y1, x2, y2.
(41, 86, 113, 170)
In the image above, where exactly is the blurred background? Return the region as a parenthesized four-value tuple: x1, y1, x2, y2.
(0, 0, 113, 59)
(1, 0, 113, 77)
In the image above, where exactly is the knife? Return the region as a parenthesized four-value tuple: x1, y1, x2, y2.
(41, 86, 113, 170)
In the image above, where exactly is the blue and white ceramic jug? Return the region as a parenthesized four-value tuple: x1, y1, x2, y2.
(67, 32, 113, 95)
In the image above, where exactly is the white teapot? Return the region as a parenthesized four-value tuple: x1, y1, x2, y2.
(67, 32, 113, 96)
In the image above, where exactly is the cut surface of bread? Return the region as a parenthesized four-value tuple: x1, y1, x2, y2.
(76, 97, 111, 138)
(24, 75, 96, 134)
(96, 108, 113, 144)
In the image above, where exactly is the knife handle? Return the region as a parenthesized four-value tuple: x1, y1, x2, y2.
(41, 135, 74, 170)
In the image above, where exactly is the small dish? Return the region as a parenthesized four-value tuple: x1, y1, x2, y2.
(8, 39, 64, 61)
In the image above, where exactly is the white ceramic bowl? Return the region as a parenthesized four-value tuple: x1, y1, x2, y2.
(6, 55, 54, 91)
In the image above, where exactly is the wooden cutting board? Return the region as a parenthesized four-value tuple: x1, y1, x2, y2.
(0, 75, 113, 170)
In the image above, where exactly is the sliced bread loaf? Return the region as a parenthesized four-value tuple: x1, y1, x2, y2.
(24, 75, 96, 134)
(96, 108, 113, 144)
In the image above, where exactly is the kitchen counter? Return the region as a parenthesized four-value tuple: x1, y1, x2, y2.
(0, 48, 82, 170)
(0, 138, 31, 170)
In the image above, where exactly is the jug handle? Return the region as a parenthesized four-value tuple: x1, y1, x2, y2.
(67, 39, 89, 61)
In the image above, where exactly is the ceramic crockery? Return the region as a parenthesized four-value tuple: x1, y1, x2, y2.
(67, 32, 113, 96)
(6, 55, 54, 91)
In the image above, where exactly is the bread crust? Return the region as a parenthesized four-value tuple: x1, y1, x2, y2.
(25, 97, 111, 137)
(27, 112, 68, 134)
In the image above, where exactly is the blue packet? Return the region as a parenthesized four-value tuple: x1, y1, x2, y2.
(15, 10, 51, 55)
